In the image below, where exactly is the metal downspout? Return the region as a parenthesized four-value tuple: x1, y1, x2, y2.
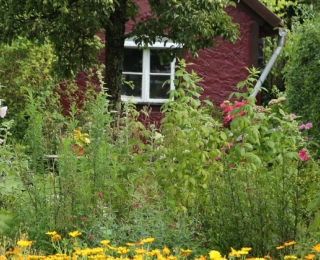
(251, 28, 288, 98)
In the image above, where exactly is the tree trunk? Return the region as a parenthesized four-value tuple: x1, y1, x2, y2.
(104, 0, 127, 112)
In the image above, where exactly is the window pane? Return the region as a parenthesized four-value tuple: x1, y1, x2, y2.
(122, 74, 142, 98)
(123, 49, 142, 72)
(150, 50, 171, 73)
(149, 75, 171, 99)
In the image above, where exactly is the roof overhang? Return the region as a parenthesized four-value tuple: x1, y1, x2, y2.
(237, 0, 284, 37)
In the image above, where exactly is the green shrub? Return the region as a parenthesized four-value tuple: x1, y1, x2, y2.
(0, 37, 57, 140)
(283, 15, 320, 146)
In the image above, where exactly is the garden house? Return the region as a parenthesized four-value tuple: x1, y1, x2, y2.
(75, 0, 283, 123)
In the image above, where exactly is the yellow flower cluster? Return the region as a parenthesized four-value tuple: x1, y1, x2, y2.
(229, 247, 251, 258)
(46, 231, 62, 241)
(276, 241, 295, 250)
(73, 130, 90, 147)
(3, 233, 320, 260)
(69, 231, 82, 238)
(17, 240, 33, 247)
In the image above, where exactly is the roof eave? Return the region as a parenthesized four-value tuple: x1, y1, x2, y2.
(237, 0, 284, 37)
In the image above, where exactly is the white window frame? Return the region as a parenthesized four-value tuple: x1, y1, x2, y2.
(122, 38, 180, 103)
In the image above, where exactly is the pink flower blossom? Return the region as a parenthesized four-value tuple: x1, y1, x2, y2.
(0, 106, 7, 118)
(224, 106, 234, 113)
(224, 115, 235, 123)
(221, 142, 233, 152)
(305, 122, 313, 130)
(299, 149, 309, 161)
(290, 113, 297, 119)
(298, 124, 305, 130)
(234, 101, 245, 107)
(214, 156, 221, 161)
(220, 100, 230, 110)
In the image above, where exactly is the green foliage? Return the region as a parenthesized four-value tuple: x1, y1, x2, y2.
(261, 0, 297, 17)
(258, 0, 317, 105)
(283, 14, 320, 145)
(0, 120, 28, 233)
(1, 60, 319, 257)
(158, 59, 224, 208)
(0, 37, 57, 139)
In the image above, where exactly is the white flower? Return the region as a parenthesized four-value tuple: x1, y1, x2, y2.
(0, 106, 7, 118)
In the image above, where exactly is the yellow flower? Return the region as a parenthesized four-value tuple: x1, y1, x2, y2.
(305, 254, 315, 260)
(148, 249, 161, 257)
(209, 250, 221, 260)
(52, 234, 62, 241)
(284, 255, 297, 259)
(46, 231, 57, 236)
(142, 237, 155, 243)
(73, 130, 90, 146)
(241, 247, 252, 252)
(134, 255, 143, 260)
(237, 250, 249, 255)
(181, 249, 192, 257)
(117, 247, 130, 255)
(17, 240, 33, 247)
(284, 241, 296, 246)
(136, 239, 144, 246)
(69, 231, 82, 238)
(195, 255, 207, 260)
(162, 246, 170, 256)
(6, 247, 19, 255)
(312, 244, 320, 252)
(276, 245, 285, 250)
(157, 254, 166, 260)
(107, 245, 117, 250)
(229, 247, 240, 257)
(168, 256, 176, 260)
(101, 240, 111, 246)
(126, 242, 135, 247)
(135, 249, 147, 254)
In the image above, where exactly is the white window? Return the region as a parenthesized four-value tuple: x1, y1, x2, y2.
(121, 38, 179, 103)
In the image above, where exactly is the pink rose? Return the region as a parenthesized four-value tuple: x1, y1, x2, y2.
(299, 149, 309, 161)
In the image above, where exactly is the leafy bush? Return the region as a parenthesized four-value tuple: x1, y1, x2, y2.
(0, 37, 58, 139)
(283, 14, 320, 146)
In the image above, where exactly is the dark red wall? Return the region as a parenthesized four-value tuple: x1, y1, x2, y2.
(69, 1, 257, 125)
(185, 6, 255, 105)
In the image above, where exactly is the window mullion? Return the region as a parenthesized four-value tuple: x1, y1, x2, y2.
(170, 58, 176, 91)
(143, 49, 150, 102)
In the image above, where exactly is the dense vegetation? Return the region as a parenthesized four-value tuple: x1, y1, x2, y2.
(1, 61, 319, 259)
(0, 1, 320, 259)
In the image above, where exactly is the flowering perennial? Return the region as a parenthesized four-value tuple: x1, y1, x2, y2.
(3, 233, 320, 260)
